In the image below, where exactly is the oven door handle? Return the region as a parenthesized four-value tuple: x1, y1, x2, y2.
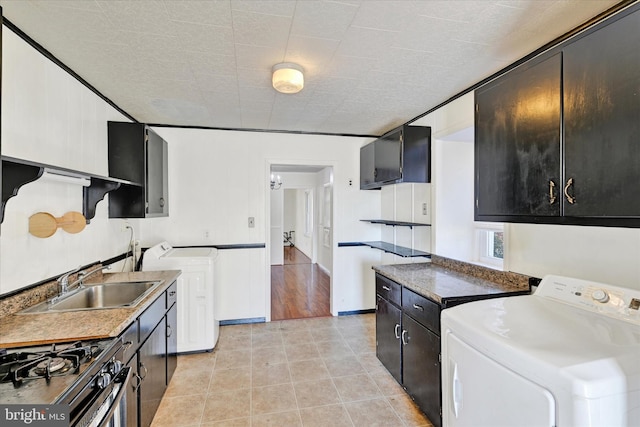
(96, 366, 131, 427)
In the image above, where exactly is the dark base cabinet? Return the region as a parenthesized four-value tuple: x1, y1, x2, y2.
(140, 318, 167, 427)
(118, 281, 177, 427)
(375, 295, 402, 383)
(402, 313, 441, 426)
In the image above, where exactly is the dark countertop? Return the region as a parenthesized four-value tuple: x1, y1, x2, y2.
(373, 262, 530, 306)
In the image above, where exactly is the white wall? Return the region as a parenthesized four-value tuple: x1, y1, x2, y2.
(0, 27, 132, 294)
(144, 127, 378, 316)
(283, 189, 296, 243)
(269, 187, 284, 265)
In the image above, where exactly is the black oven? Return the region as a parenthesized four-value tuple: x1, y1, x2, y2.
(0, 338, 131, 427)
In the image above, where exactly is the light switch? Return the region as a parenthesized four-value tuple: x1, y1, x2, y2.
(248, 217, 255, 228)
(422, 202, 428, 215)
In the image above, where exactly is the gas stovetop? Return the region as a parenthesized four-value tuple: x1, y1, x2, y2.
(0, 339, 116, 405)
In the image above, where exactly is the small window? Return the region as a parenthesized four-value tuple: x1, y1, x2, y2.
(475, 225, 504, 268)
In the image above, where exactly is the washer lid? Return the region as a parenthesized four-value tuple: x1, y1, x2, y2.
(442, 295, 640, 398)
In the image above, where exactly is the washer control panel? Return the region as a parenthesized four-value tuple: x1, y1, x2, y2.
(535, 275, 640, 325)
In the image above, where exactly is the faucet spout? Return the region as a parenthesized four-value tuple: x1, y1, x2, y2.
(57, 266, 82, 295)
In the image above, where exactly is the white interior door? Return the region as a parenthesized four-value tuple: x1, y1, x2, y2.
(270, 188, 284, 265)
(442, 332, 555, 427)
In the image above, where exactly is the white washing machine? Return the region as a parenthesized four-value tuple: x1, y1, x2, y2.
(143, 241, 219, 353)
(441, 275, 640, 427)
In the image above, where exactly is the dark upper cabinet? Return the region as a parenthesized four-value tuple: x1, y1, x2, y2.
(475, 53, 561, 218)
(563, 9, 640, 218)
(475, 5, 640, 226)
(108, 122, 169, 218)
(360, 125, 431, 190)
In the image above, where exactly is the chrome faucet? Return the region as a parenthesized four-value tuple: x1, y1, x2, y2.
(57, 266, 82, 295)
(71, 264, 110, 289)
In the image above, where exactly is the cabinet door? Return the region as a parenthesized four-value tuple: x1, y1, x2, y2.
(146, 128, 168, 216)
(360, 142, 377, 189)
(166, 304, 177, 385)
(475, 53, 561, 219)
(125, 353, 139, 427)
(402, 314, 441, 427)
(139, 318, 167, 427)
(375, 132, 402, 184)
(376, 295, 402, 383)
(563, 9, 640, 217)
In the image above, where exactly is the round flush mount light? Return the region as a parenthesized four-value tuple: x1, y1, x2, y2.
(272, 62, 304, 94)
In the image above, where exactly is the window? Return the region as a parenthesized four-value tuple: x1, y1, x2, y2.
(475, 224, 504, 268)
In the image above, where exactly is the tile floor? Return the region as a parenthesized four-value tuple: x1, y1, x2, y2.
(151, 314, 433, 427)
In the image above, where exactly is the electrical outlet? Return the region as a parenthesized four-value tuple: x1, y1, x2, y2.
(204, 230, 209, 238)
(422, 202, 428, 215)
(248, 217, 255, 228)
(121, 221, 131, 232)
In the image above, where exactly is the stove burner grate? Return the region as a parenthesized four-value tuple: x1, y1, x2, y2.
(0, 341, 100, 386)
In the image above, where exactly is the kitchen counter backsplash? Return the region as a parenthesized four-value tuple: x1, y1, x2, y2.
(430, 255, 530, 289)
(0, 266, 104, 319)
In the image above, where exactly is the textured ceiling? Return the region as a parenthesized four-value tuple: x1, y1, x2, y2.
(0, 0, 622, 136)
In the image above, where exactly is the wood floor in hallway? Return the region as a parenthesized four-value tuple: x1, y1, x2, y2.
(271, 246, 331, 320)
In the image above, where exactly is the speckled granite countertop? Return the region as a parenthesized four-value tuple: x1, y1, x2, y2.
(373, 263, 529, 306)
(0, 270, 181, 348)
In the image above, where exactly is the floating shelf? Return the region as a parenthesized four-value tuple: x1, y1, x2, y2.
(361, 219, 431, 228)
(338, 241, 431, 258)
(1, 156, 138, 224)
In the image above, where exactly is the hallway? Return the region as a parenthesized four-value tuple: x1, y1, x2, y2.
(271, 246, 331, 320)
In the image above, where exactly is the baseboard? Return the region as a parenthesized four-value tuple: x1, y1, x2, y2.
(338, 309, 375, 316)
(317, 263, 331, 277)
(219, 317, 266, 325)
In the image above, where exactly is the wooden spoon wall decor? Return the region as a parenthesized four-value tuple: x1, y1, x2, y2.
(29, 211, 87, 238)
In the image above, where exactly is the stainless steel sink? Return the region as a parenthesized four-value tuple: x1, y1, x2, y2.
(20, 281, 162, 314)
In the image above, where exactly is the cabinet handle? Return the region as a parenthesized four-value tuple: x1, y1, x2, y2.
(123, 341, 133, 351)
(401, 329, 409, 346)
(132, 372, 142, 392)
(549, 180, 556, 204)
(564, 178, 576, 204)
(139, 362, 148, 380)
(394, 324, 401, 339)
(382, 285, 390, 291)
(166, 324, 173, 338)
(169, 291, 176, 297)
(412, 303, 424, 312)
(159, 197, 165, 207)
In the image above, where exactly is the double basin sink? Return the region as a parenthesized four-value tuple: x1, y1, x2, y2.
(20, 280, 162, 314)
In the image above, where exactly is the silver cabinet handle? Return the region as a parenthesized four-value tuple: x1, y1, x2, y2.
(401, 329, 409, 345)
(166, 324, 173, 338)
(412, 303, 424, 312)
(549, 180, 556, 204)
(564, 178, 576, 204)
(139, 362, 148, 380)
(132, 372, 142, 392)
(394, 324, 400, 339)
(382, 285, 390, 291)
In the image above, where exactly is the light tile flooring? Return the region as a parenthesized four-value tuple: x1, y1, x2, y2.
(151, 314, 433, 427)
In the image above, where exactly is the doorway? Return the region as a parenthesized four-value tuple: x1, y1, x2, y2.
(269, 165, 333, 320)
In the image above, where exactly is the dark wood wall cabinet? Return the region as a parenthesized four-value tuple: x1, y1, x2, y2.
(361, 125, 431, 190)
(108, 121, 169, 218)
(120, 281, 177, 427)
(475, 4, 640, 227)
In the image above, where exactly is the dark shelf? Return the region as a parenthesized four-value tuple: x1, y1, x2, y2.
(338, 241, 431, 258)
(361, 219, 431, 228)
(1, 156, 138, 224)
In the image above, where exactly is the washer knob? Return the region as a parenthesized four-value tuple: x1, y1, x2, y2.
(592, 289, 609, 303)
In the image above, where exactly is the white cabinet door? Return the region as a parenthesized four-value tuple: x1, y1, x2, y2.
(442, 332, 555, 427)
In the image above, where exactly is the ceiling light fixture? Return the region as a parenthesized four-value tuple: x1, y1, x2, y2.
(272, 62, 304, 94)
